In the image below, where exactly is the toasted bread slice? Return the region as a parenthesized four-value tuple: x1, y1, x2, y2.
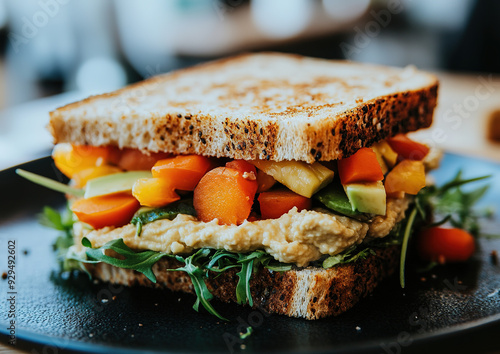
(87, 245, 399, 320)
(49, 53, 438, 163)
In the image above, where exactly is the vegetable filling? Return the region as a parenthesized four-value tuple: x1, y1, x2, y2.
(46, 134, 432, 230)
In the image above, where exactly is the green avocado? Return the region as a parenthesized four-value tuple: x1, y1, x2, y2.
(314, 182, 364, 218)
(84, 171, 152, 198)
(343, 181, 386, 215)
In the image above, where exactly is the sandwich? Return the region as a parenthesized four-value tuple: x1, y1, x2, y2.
(20, 53, 442, 320)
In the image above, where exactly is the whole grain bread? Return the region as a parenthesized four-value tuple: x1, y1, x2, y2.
(49, 53, 438, 163)
(87, 245, 399, 320)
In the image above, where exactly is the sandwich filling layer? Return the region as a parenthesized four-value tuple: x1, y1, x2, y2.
(73, 197, 409, 267)
(39, 135, 440, 267)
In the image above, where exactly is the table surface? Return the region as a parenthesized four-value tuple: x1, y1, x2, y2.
(0, 72, 499, 354)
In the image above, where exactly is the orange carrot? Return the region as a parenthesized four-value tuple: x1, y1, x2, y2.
(132, 178, 180, 207)
(52, 143, 121, 178)
(417, 227, 475, 263)
(71, 193, 140, 229)
(118, 148, 171, 171)
(193, 167, 258, 225)
(338, 147, 384, 185)
(384, 160, 426, 196)
(386, 134, 429, 161)
(258, 189, 311, 219)
(152, 155, 212, 191)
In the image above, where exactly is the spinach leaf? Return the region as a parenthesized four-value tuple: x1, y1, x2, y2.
(131, 200, 196, 236)
(314, 182, 367, 218)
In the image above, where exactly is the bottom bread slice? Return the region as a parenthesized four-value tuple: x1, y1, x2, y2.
(86, 245, 400, 320)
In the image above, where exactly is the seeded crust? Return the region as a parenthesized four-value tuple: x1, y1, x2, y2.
(49, 53, 438, 163)
(86, 245, 399, 320)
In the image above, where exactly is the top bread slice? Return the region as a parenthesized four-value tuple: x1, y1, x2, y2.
(49, 53, 438, 163)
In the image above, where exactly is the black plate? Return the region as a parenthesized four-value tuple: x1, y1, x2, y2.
(0, 154, 499, 354)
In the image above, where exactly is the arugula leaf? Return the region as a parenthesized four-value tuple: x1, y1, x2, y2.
(39, 204, 74, 235)
(169, 248, 229, 321)
(399, 207, 418, 288)
(323, 245, 375, 268)
(78, 240, 228, 320)
(38, 204, 80, 272)
(83, 238, 170, 283)
(131, 200, 197, 236)
(209, 250, 292, 306)
(236, 257, 255, 306)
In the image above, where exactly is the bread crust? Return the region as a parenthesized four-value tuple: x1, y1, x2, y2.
(86, 245, 399, 320)
(49, 53, 438, 163)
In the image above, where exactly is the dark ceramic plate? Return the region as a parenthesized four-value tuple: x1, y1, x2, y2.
(0, 154, 499, 354)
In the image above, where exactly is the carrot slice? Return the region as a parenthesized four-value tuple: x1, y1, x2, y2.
(152, 155, 212, 191)
(338, 147, 384, 185)
(258, 189, 311, 219)
(71, 193, 140, 229)
(386, 134, 430, 161)
(118, 148, 172, 171)
(132, 178, 180, 207)
(193, 167, 258, 225)
(52, 143, 121, 178)
(417, 227, 475, 263)
(384, 160, 426, 196)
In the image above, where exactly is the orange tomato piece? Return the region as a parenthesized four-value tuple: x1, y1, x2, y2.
(193, 167, 258, 225)
(71, 193, 140, 229)
(256, 169, 276, 193)
(417, 227, 475, 263)
(384, 160, 426, 196)
(258, 189, 311, 219)
(52, 143, 120, 178)
(152, 155, 212, 191)
(132, 178, 180, 207)
(386, 134, 429, 161)
(118, 148, 171, 171)
(226, 160, 256, 175)
(71, 165, 123, 188)
(338, 147, 384, 185)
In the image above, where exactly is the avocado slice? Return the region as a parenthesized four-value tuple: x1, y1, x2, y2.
(314, 182, 364, 218)
(84, 171, 152, 198)
(343, 181, 386, 215)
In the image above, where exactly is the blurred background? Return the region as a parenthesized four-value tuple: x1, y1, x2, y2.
(1, 0, 500, 169)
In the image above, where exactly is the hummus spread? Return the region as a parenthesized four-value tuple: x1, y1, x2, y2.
(74, 197, 410, 267)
